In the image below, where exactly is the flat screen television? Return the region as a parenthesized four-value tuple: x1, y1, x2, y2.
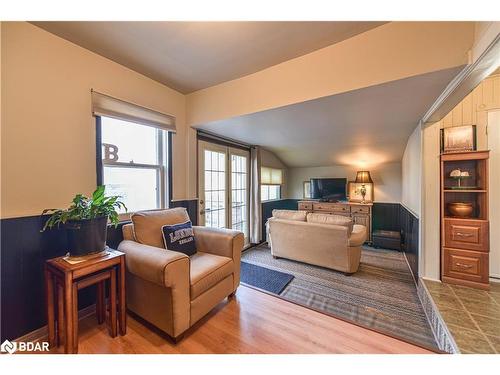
(310, 178, 347, 202)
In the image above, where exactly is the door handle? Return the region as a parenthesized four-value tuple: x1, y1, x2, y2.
(455, 232, 473, 237)
(456, 263, 473, 269)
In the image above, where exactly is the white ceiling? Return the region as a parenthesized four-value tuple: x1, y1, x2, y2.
(197, 67, 463, 168)
(31, 21, 385, 93)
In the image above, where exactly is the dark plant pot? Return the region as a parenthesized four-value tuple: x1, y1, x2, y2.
(66, 216, 108, 257)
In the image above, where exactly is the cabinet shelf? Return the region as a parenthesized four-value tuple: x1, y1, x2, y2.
(443, 189, 486, 193)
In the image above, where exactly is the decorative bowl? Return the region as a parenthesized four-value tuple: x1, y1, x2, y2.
(448, 202, 473, 218)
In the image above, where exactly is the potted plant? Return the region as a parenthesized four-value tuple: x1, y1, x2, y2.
(41, 186, 126, 257)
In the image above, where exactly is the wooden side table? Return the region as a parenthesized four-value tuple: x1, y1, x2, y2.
(45, 249, 126, 353)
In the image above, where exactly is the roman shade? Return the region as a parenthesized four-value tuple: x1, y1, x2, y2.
(261, 167, 283, 185)
(91, 90, 176, 132)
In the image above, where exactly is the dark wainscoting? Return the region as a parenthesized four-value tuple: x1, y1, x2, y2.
(170, 199, 198, 226)
(0, 215, 96, 341)
(372, 202, 401, 232)
(1, 199, 198, 341)
(261, 199, 299, 242)
(400, 205, 419, 282)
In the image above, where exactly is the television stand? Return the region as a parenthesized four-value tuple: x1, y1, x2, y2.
(297, 200, 372, 243)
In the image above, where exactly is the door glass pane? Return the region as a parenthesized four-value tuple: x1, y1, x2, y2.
(231, 154, 248, 237)
(204, 150, 226, 229)
(103, 166, 158, 213)
(101, 117, 158, 165)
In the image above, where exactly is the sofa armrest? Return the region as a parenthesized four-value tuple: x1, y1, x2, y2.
(117, 240, 189, 288)
(192, 226, 244, 260)
(348, 224, 367, 247)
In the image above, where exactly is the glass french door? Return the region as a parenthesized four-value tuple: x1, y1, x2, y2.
(198, 141, 250, 243)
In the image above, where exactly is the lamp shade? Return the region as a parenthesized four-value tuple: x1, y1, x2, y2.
(355, 171, 373, 184)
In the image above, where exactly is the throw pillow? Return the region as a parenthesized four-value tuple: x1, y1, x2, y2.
(306, 213, 354, 234)
(272, 209, 307, 221)
(161, 221, 197, 256)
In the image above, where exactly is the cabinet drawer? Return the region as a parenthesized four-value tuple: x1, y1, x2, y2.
(298, 202, 313, 211)
(351, 206, 370, 214)
(444, 219, 489, 252)
(443, 248, 489, 283)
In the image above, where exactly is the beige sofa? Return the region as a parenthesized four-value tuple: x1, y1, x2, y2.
(117, 208, 244, 342)
(268, 210, 367, 274)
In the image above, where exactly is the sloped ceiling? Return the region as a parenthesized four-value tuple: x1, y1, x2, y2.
(31, 21, 385, 93)
(196, 67, 463, 168)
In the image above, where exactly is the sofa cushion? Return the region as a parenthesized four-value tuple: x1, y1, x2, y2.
(162, 221, 197, 256)
(190, 252, 234, 299)
(272, 209, 307, 221)
(306, 213, 353, 234)
(132, 208, 190, 248)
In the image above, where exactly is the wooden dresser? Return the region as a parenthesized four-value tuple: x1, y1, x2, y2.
(297, 200, 373, 242)
(440, 151, 490, 290)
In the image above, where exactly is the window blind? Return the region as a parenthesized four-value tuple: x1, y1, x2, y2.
(91, 90, 176, 132)
(261, 167, 283, 185)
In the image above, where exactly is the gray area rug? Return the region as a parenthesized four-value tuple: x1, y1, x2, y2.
(241, 243, 438, 350)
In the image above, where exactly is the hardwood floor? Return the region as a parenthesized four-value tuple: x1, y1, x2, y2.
(50, 286, 434, 354)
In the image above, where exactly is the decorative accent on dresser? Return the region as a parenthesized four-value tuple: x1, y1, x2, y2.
(440, 150, 490, 290)
(297, 200, 372, 242)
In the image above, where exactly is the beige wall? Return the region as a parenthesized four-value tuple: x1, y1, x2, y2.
(260, 148, 288, 198)
(1, 22, 188, 219)
(401, 124, 422, 217)
(186, 22, 473, 127)
(288, 162, 402, 203)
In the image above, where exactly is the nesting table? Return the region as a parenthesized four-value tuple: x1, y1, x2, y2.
(44, 249, 126, 353)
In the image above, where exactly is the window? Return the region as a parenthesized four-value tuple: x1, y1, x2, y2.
(99, 116, 169, 214)
(261, 185, 281, 201)
(261, 167, 283, 201)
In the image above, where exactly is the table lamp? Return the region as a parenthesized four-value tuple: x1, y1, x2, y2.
(355, 171, 373, 203)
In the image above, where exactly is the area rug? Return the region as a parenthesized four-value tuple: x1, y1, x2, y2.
(241, 243, 438, 350)
(240, 262, 294, 294)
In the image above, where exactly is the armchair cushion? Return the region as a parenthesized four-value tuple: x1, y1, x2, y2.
(189, 252, 234, 299)
(131, 208, 190, 248)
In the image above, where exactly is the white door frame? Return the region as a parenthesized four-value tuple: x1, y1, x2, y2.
(197, 140, 250, 242)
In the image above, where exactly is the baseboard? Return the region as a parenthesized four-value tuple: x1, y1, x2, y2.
(416, 279, 458, 354)
(14, 304, 97, 343)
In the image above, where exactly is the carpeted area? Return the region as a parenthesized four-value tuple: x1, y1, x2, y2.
(241, 243, 438, 350)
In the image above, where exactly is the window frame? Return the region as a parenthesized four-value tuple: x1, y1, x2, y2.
(95, 116, 172, 219)
(261, 184, 282, 202)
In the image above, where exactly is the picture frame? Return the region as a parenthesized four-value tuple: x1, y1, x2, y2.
(440, 125, 477, 154)
(348, 181, 373, 203)
(303, 181, 311, 199)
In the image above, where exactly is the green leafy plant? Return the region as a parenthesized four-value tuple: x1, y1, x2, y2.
(41, 186, 127, 231)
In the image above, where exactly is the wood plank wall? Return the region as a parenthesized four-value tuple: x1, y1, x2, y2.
(441, 73, 500, 149)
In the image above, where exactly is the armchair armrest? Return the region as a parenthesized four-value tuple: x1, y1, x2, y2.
(192, 226, 244, 260)
(117, 240, 189, 288)
(348, 225, 367, 247)
(192, 226, 244, 292)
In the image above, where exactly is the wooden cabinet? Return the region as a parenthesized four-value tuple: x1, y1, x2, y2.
(298, 200, 372, 242)
(441, 151, 490, 290)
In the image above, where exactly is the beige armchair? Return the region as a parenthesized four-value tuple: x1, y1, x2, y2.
(117, 208, 244, 342)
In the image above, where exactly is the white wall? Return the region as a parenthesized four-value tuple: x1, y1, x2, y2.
(421, 121, 442, 281)
(260, 148, 288, 198)
(488, 110, 500, 279)
(401, 125, 422, 217)
(288, 162, 402, 203)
